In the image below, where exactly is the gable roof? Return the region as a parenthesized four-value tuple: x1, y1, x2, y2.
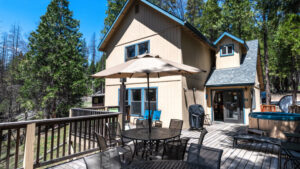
(214, 32, 248, 50)
(206, 39, 258, 87)
(98, 0, 215, 51)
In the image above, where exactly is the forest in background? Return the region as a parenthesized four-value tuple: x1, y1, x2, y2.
(0, 0, 299, 121)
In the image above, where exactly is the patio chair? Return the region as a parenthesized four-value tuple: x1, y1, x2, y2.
(94, 132, 133, 165)
(187, 143, 223, 169)
(106, 122, 131, 146)
(185, 128, 208, 145)
(169, 119, 183, 139)
(136, 119, 149, 128)
(169, 119, 183, 130)
(162, 137, 190, 160)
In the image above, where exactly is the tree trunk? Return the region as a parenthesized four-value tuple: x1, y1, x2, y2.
(263, 11, 271, 105)
(291, 54, 298, 106)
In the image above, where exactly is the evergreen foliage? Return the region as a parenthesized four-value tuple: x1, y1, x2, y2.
(18, 0, 88, 118)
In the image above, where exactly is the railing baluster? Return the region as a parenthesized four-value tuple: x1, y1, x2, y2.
(97, 119, 100, 134)
(63, 123, 66, 157)
(93, 119, 96, 148)
(79, 121, 82, 152)
(88, 120, 91, 149)
(100, 118, 104, 136)
(15, 128, 20, 169)
(44, 126, 48, 161)
(57, 124, 60, 158)
(6, 129, 11, 169)
(36, 126, 41, 165)
(84, 120, 87, 151)
(0, 129, 2, 160)
(51, 125, 54, 160)
(68, 122, 72, 155)
(74, 121, 77, 153)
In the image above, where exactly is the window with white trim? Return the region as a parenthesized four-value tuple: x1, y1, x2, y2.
(220, 44, 234, 56)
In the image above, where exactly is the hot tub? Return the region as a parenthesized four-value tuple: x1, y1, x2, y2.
(249, 112, 300, 139)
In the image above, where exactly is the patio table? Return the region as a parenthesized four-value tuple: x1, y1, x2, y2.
(121, 128, 181, 159)
(122, 160, 202, 169)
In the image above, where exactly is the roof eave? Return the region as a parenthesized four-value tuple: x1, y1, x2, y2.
(214, 32, 248, 50)
(206, 82, 255, 87)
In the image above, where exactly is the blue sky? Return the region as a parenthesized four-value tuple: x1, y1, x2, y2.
(0, 0, 108, 61)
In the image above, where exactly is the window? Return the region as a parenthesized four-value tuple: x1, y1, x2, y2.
(138, 41, 149, 55)
(125, 41, 149, 61)
(220, 44, 234, 56)
(125, 45, 136, 59)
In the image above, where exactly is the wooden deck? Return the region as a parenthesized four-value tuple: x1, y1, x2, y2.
(48, 122, 281, 169)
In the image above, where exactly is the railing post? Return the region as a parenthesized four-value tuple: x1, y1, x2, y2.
(23, 123, 36, 169)
(69, 109, 73, 117)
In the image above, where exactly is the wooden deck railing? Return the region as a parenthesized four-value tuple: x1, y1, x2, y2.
(0, 110, 121, 169)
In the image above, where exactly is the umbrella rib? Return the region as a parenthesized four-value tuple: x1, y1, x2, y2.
(130, 73, 134, 78)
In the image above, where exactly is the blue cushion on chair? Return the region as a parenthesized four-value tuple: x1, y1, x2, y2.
(152, 110, 161, 121)
(140, 110, 150, 120)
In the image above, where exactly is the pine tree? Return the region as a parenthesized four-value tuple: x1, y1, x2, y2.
(255, 0, 281, 105)
(19, 0, 88, 118)
(199, 0, 221, 41)
(185, 0, 204, 28)
(221, 0, 256, 40)
(101, 0, 127, 35)
(273, 14, 300, 106)
(88, 33, 97, 75)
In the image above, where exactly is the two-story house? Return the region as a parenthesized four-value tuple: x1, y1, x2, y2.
(98, 0, 264, 128)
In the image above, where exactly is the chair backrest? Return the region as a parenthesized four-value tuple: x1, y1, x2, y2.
(144, 110, 150, 119)
(198, 128, 208, 145)
(152, 110, 161, 121)
(136, 119, 149, 128)
(187, 143, 223, 169)
(106, 122, 121, 140)
(163, 137, 190, 160)
(169, 119, 183, 130)
(94, 132, 108, 152)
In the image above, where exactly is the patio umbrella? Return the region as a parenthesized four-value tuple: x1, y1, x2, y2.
(92, 54, 204, 133)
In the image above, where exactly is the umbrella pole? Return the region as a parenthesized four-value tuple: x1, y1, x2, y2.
(147, 73, 151, 133)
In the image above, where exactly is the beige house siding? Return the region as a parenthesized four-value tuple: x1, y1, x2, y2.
(216, 37, 242, 69)
(181, 30, 212, 128)
(105, 2, 182, 87)
(104, 2, 184, 128)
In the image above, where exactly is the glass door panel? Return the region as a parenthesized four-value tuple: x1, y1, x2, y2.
(144, 88, 157, 111)
(223, 90, 243, 123)
(131, 89, 142, 116)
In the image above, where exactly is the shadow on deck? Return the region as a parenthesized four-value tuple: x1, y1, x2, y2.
(48, 123, 281, 169)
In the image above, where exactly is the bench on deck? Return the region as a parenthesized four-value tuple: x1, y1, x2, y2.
(233, 134, 282, 148)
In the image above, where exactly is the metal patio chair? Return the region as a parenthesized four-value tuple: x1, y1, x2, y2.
(106, 122, 131, 146)
(187, 143, 223, 169)
(162, 137, 190, 160)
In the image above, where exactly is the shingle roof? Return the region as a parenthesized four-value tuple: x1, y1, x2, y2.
(205, 39, 259, 87)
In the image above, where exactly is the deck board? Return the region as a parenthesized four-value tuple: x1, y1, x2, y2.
(48, 123, 280, 169)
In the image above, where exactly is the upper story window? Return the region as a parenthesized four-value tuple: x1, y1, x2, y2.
(125, 41, 149, 61)
(220, 44, 234, 56)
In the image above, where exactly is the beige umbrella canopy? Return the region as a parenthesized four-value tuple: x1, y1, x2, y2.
(92, 54, 204, 133)
(91, 54, 204, 78)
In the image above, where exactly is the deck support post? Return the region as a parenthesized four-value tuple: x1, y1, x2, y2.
(23, 123, 36, 169)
